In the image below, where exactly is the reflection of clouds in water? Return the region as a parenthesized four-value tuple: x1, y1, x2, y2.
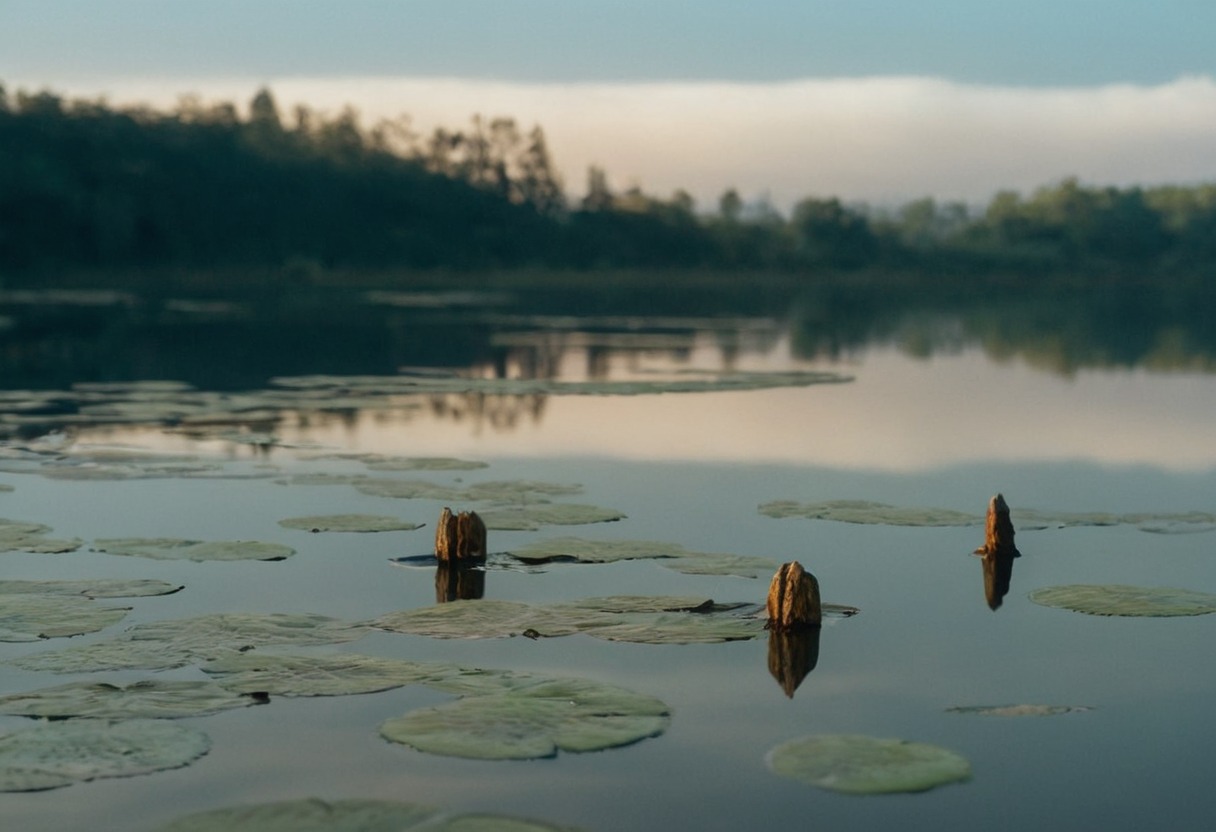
(21, 74, 1216, 208)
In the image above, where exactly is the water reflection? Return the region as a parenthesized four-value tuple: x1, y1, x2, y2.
(979, 551, 1020, 611)
(435, 563, 486, 603)
(767, 629, 821, 698)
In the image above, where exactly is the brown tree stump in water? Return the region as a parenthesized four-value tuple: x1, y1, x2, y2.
(974, 493, 1019, 557)
(435, 507, 487, 562)
(765, 561, 822, 631)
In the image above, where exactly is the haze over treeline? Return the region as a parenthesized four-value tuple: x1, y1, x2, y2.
(3, 83, 1216, 278)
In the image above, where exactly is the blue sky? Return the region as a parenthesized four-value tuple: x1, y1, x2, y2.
(3, 0, 1214, 85)
(3, 1, 1216, 208)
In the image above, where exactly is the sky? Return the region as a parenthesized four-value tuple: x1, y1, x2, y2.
(3, 1, 1216, 210)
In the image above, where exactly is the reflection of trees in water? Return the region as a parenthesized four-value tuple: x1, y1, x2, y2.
(427, 392, 548, 432)
(787, 285, 1216, 374)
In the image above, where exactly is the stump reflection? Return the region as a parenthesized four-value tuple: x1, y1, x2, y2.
(767, 628, 821, 698)
(980, 551, 1018, 611)
(435, 563, 486, 602)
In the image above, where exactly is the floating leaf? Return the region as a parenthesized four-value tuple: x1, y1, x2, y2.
(759, 500, 979, 526)
(766, 734, 972, 794)
(374, 596, 764, 644)
(154, 798, 586, 832)
(0, 719, 210, 792)
(363, 456, 489, 472)
(0, 517, 82, 553)
(156, 799, 443, 832)
(278, 514, 421, 533)
(463, 480, 584, 502)
(0, 594, 130, 642)
(375, 600, 580, 640)
(10, 612, 369, 673)
(509, 537, 776, 578)
(1028, 584, 1216, 617)
(201, 653, 449, 697)
(946, 704, 1093, 717)
(381, 676, 670, 760)
(352, 479, 464, 501)
(0, 680, 260, 719)
(94, 537, 295, 562)
(0, 579, 182, 598)
(479, 504, 626, 530)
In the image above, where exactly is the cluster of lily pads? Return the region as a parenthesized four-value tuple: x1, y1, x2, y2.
(759, 498, 1216, 534)
(6, 443, 1215, 810)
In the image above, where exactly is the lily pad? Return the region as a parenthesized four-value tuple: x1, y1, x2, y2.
(374, 596, 764, 644)
(10, 612, 369, 673)
(1028, 584, 1216, 617)
(380, 676, 670, 760)
(759, 500, 979, 526)
(0, 680, 261, 719)
(0, 579, 182, 598)
(946, 704, 1093, 717)
(509, 537, 776, 578)
(0, 517, 82, 553)
(94, 537, 295, 562)
(0, 594, 130, 642)
(278, 514, 422, 533)
(154, 798, 585, 831)
(766, 734, 972, 794)
(0, 718, 210, 792)
(201, 653, 449, 696)
(352, 479, 464, 501)
(479, 504, 626, 530)
(363, 456, 490, 472)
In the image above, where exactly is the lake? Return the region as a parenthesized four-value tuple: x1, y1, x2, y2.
(1, 280, 1214, 831)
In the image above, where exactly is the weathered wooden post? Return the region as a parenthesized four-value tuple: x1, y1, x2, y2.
(435, 507, 487, 562)
(765, 561, 822, 631)
(974, 493, 1019, 557)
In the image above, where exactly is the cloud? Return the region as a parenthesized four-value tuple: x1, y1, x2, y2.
(13, 74, 1216, 210)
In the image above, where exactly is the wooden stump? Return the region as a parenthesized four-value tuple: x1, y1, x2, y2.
(765, 561, 822, 631)
(435, 507, 487, 562)
(975, 493, 1019, 557)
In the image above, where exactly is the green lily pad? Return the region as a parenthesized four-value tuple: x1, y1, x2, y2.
(0, 680, 261, 719)
(463, 480, 584, 502)
(479, 504, 626, 530)
(0, 518, 82, 553)
(0, 594, 130, 642)
(380, 676, 670, 760)
(352, 479, 464, 501)
(0, 718, 210, 792)
(766, 734, 972, 794)
(363, 456, 490, 472)
(94, 538, 295, 562)
(278, 514, 421, 533)
(154, 798, 585, 831)
(946, 704, 1093, 717)
(0, 579, 182, 598)
(759, 500, 980, 526)
(374, 596, 764, 644)
(1028, 584, 1216, 617)
(509, 537, 776, 578)
(201, 653, 449, 696)
(10, 612, 369, 673)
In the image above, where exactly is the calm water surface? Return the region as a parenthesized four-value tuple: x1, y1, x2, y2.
(1, 288, 1214, 831)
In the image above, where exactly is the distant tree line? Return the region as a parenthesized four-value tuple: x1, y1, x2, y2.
(3, 82, 1216, 278)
